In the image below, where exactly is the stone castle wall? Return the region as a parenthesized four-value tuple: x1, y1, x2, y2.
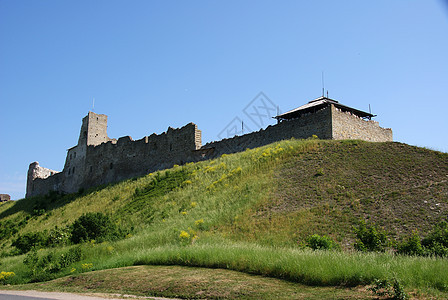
(26, 104, 392, 198)
(331, 106, 393, 141)
(0, 194, 11, 202)
(202, 105, 333, 157)
(26, 162, 60, 197)
(26, 121, 202, 197)
(80, 123, 201, 191)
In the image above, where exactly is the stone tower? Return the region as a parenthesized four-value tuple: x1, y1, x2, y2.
(62, 112, 111, 193)
(77, 112, 109, 146)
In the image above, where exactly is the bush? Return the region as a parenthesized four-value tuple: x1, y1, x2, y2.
(353, 220, 389, 252)
(0, 220, 20, 241)
(12, 232, 48, 254)
(46, 226, 71, 247)
(369, 278, 408, 300)
(70, 212, 118, 244)
(396, 231, 424, 256)
(421, 221, 448, 257)
(306, 234, 339, 250)
(23, 246, 83, 282)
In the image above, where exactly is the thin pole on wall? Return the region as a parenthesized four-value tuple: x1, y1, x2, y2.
(322, 71, 325, 97)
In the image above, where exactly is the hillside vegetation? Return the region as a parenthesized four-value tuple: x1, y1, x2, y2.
(1, 139, 447, 298)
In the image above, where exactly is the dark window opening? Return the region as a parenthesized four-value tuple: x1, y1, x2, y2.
(68, 169, 71, 175)
(110, 163, 113, 170)
(72, 167, 75, 174)
(90, 166, 93, 172)
(170, 143, 173, 151)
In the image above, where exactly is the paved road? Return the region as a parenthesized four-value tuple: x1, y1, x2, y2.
(0, 290, 177, 300)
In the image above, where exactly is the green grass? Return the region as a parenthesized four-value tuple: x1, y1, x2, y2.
(1, 138, 448, 298)
(4, 265, 378, 299)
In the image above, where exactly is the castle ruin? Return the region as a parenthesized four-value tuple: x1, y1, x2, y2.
(26, 96, 392, 198)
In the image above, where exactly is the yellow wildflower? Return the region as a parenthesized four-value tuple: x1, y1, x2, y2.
(81, 263, 93, 270)
(179, 230, 190, 239)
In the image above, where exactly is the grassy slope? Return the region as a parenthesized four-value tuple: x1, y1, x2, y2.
(1, 139, 447, 298)
(224, 141, 448, 248)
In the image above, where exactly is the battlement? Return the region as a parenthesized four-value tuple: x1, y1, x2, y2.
(26, 98, 392, 198)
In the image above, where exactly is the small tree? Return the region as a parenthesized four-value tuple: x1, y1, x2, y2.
(353, 220, 389, 252)
(306, 234, 340, 250)
(12, 232, 47, 254)
(396, 231, 424, 256)
(421, 221, 448, 257)
(70, 212, 117, 244)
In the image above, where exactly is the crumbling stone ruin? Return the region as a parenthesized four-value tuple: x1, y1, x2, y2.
(26, 96, 392, 198)
(0, 194, 11, 202)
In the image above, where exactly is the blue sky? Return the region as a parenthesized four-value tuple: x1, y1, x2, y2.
(1, 0, 447, 200)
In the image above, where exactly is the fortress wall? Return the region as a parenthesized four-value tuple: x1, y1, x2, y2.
(80, 122, 200, 190)
(26, 164, 63, 198)
(26, 105, 394, 198)
(26, 162, 60, 197)
(61, 144, 88, 194)
(331, 106, 393, 142)
(202, 105, 332, 157)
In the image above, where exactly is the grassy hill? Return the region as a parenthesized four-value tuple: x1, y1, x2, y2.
(1, 139, 447, 298)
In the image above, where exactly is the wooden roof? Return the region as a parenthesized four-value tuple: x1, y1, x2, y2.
(274, 96, 375, 121)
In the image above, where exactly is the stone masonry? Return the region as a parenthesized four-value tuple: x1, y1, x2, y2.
(26, 98, 392, 198)
(0, 194, 11, 202)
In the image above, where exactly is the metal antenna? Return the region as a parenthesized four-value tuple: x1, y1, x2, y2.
(321, 71, 325, 97)
(327, 90, 329, 98)
(242, 120, 244, 134)
(92, 97, 95, 112)
(369, 104, 371, 114)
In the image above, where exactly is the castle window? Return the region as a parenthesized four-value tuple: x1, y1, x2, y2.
(72, 167, 75, 174)
(170, 143, 173, 151)
(90, 166, 93, 172)
(110, 163, 113, 170)
(68, 169, 71, 175)
(74, 152, 76, 158)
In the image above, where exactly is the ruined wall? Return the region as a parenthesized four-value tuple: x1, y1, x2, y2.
(80, 123, 201, 190)
(27, 121, 201, 196)
(202, 105, 333, 157)
(0, 194, 11, 202)
(331, 106, 393, 142)
(26, 162, 60, 198)
(26, 105, 393, 198)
